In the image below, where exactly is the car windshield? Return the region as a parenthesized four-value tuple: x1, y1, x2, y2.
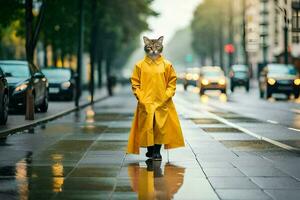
(234, 71, 248, 78)
(0, 63, 30, 77)
(187, 68, 200, 74)
(232, 65, 247, 71)
(42, 69, 71, 79)
(268, 64, 297, 76)
(202, 70, 223, 77)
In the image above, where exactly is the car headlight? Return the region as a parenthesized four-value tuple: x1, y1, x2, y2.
(267, 78, 276, 85)
(218, 79, 226, 85)
(192, 74, 199, 81)
(15, 83, 28, 92)
(201, 79, 209, 85)
(186, 73, 193, 80)
(294, 79, 300, 85)
(61, 81, 71, 89)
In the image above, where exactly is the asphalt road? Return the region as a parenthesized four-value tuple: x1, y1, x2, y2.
(0, 84, 299, 200)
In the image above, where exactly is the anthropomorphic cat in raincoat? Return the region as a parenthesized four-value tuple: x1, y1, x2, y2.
(127, 36, 185, 157)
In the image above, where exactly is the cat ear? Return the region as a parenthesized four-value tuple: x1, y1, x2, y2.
(143, 36, 151, 45)
(157, 36, 164, 44)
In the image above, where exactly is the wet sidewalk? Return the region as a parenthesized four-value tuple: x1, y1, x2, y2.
(0, 86, 300, 199)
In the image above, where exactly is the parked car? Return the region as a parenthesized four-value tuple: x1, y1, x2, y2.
(0, 60, 49, 112)
(259, 64, 300, 99)
(229, 64, 250, 92)
(42, 67, 75, 101)
(0, 68, 8, 125)
(198, 66, 227, 95)
(183, 67, 201, 90)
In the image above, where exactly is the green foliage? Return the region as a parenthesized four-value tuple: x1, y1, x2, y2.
(191, 0, 226, 62)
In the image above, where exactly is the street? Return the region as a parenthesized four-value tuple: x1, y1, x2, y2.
(0, 84, 300, 200)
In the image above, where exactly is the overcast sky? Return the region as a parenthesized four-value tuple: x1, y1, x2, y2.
(144, 0, 202, 43)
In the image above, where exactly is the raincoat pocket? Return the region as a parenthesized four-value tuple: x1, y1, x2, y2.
(154, 104, 169, 134)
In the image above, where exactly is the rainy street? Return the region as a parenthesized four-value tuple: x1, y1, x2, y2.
(0, 85, 300, 200)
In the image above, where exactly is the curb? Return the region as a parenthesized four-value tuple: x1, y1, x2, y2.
(0, 95, 109, 138)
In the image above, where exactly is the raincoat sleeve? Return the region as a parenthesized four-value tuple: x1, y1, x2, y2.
(131, 64, 142, 101)
(165, 64, 177, 100)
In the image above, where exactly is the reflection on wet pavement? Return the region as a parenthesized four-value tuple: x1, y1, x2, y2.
(1, 88, 300, 199)
(126, 160, 185, 200)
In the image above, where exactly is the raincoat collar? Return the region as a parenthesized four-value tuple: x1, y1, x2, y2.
(144, 55, 164, 65)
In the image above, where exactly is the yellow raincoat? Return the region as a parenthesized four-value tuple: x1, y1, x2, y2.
(127, 55, 185, 154)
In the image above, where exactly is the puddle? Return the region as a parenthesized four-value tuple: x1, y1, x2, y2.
(104, 128, 131, 133)
(202, 127, 242, 133)
(80, 125, 108, 134)
(191, 118, 223, 124)
(94, 113, 133, 121)
(220, 140, 281, 151)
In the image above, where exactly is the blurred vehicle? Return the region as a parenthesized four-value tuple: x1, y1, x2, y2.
(0, 68, 8, 125)
(0, 60, 48, 112)
(198, 66, 227, 95)
(42, 67, 75, 101)
(259, 64, 300, 99)
(229, 64, 250, 92)
(183, 67, 200, 90)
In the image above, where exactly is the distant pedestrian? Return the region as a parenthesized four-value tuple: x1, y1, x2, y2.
(127, 36, 185, 161)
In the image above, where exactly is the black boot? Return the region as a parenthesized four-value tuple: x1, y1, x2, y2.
(152, 144, 162, 161)
(146, 146, 154, 158)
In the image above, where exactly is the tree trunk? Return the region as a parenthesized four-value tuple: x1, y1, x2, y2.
(89, 0, 97, 103)
(25, 0, 34, 66)
(97, 51, 103, 88)
(75, 0, 84, 107)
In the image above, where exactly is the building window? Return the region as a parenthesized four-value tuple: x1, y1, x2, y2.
(292, 32, 300, 43)
(292, 9, 300, 31)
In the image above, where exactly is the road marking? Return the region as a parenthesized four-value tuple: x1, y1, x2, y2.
(267, 120, 278, 124)
(176, 93, 300, 152)
(203, 110, 300, 152)
(288, 127, 300, 132)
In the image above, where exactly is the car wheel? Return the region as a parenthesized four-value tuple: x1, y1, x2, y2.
(230, 85, 235, 92)
(246, 83, 250, 92)
(294, 91, 300, 99)
(0, 94, 8, 125)
(200, 89, 205, 96)
(259, 88, 264, 98)
(265, 87, 272, 99)
(221, 89, 226, 94)
(184, 84, 187, 91)
(39, 91, 48, 113)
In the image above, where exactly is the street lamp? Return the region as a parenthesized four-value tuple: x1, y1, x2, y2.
(275, 2, 290, 65)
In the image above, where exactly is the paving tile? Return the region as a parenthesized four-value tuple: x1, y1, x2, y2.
(208, 177, 259, 189)
(54, 191, 111, 200)
(216, 189, 272, 200)
(265, 189, 300, 200)
(203, 167, 245, 177)
(69, 166, 120, 177)
(238, 167, 289, 177)
(200, 161, 235, 169)
(250, 177, 300, 189)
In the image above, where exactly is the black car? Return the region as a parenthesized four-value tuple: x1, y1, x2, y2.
(0, 68, 8, 125)
(229, 64, 250, 92)
(0, 60, 49, 112)
(42, 67, 75, 101)
(259, 64, 300, 99)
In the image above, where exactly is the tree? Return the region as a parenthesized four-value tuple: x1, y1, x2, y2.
(191, 0, 229, 66)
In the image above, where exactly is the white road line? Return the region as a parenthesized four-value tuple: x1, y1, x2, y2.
(288, 127, 300, 132)
(204, 111, 300, 152)
(267, 120, 278, 124)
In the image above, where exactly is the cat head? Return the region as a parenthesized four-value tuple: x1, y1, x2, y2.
(143, 36, 164, 60)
